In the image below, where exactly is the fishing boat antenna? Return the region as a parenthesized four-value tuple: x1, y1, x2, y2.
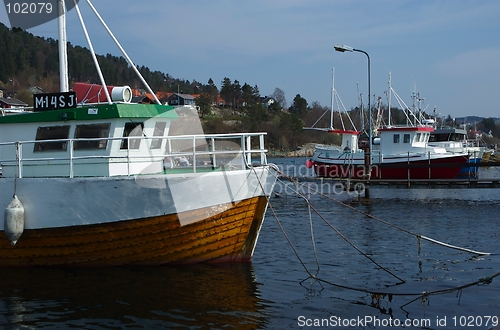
(57, 0, 69, 92)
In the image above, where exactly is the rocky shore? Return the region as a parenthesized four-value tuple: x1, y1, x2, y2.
(268, 143, 316, 157)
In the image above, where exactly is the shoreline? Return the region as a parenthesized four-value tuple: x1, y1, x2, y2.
(268, 143, 316, 157)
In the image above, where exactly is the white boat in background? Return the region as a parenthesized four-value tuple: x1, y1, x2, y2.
(428, 126, 485, 178)
(306, 73, 469, 180)
(308, 125, 469, 180)
(0, 1, 277, 266)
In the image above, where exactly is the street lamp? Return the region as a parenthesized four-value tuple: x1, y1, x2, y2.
(334, 43, 371, 178)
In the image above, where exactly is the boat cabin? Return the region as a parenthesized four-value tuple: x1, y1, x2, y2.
(376, 126, 434, 154)
(331, 129, 360, 153)
(429, 127, 467, 143)
(0, 102, 178, 178)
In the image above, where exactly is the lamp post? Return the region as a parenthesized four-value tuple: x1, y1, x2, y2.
(334, 44, 371, 178)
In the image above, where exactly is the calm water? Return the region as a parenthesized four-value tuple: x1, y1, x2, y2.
(1, 158, 499, 329)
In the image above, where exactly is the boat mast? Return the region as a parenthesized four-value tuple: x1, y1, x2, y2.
(330, 68, 334, 130)
(357, 82, 364, 133)
(388, 72, 391, 126)
(58, 0, 69, 92)
(85, 0, 161, 105)
(73, 0, 112, 104)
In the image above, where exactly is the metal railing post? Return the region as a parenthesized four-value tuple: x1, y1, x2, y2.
(16, 142, 22, 179)
(407, 152, 410, 187)
(259, 134, 265, 164)
(211, 137, 216, 169)
(246, 135, 252, 167)
(192, 136, 197, 173)
(127, 137, 130, 176)
(69, 139, 74, 178)
(428, 151, 431, 179)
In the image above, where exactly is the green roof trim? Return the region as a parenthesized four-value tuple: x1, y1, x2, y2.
(0, 103, 178, 124)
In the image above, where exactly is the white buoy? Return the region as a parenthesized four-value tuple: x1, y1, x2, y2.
(4, 194, 25, 246)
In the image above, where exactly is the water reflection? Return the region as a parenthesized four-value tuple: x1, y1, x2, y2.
(0, 264, 268, 329)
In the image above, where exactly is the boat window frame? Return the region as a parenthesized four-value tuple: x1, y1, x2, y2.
(403, 133, 411, 143)
(120, 122, 144, 150)
(150, 121, 167, 149)
(34, 125, 71, 152)
(393, 134, 400, 144)
(74, 123, 111, 150)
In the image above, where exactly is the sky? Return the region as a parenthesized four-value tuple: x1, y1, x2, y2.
(1, 0, 500, 119)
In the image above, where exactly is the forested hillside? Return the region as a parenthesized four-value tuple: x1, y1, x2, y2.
(1, 22, 498, 152)
(0, 22, 198, 96)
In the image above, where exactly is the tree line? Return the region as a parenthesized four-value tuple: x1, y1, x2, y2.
(1, 22, 498, 151)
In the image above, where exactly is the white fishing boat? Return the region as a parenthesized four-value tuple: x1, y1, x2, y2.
(306, 73, 469, 180)
(0, 1, 277, 266)
(308, 125, 469, 179)
(428, 126, 484, 178)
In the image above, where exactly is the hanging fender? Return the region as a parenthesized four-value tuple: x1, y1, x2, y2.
(4, 194, 25, 246)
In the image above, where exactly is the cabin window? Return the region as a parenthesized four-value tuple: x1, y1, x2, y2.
(415, 133, 421, 143)
(120, 122, 144, 150)
(393, 134, 400, 143)
(34, 125, 70, 152)
(403, 134, 411, 143)
(74, 123, 111, 150)
(150, 122, 167, 149)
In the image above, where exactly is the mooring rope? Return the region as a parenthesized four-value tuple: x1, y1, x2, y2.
(285, 177, 406, 284)
(284, 172, 493, 256)
(250, 165, 319, 280)
(254, 166, 500, 308)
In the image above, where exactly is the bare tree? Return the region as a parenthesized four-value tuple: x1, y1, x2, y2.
(271, 87, 286, 109)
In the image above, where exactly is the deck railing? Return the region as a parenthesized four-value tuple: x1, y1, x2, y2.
(0, 132, 268, 178)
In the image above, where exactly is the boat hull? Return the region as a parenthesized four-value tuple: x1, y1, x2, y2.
(312, 155, 468, 179)
(457, 157, 481, 178)
(0, 196, 268, 267)
(0, 166, 277, 266)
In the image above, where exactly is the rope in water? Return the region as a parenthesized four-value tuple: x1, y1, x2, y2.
(285, 173, 493, 256)
(255, 166, 500, 307)
(285, 177, 406, 284)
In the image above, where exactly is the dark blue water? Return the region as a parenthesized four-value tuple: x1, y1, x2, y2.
(1, 158, 499, 329)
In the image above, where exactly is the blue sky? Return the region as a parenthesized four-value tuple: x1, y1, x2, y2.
(1, 0, 499, 119)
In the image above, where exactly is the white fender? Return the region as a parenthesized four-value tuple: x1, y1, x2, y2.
(4, 194, 25, 246)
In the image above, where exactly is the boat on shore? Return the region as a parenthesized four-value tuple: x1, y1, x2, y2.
(0, 1, 277, 266)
